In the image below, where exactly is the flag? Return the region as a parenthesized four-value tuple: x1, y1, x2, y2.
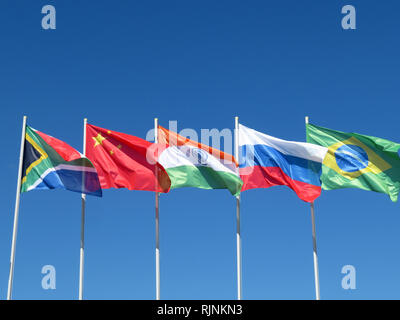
(157, 126, 243, 196)
(21, 126, 102, 197)
(239, 124, 327, 202)
(306, 123, 400, 202)
(86, 123, 170, 192)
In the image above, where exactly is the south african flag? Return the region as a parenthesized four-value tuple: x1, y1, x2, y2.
(21, 125, 102, 197)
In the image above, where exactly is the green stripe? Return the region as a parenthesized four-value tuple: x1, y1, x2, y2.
(166, 165, 243, 196)
(321, 166, 399, 201)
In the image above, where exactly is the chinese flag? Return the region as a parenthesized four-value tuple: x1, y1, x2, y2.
(86, 124, 170, 193)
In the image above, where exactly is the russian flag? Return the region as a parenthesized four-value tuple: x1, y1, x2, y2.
(238, 124, 328, 202)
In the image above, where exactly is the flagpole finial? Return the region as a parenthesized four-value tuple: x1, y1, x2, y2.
(305, 116, 309, 124)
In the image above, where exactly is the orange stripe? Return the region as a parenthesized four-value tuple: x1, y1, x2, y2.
(158, 126, 238, 166)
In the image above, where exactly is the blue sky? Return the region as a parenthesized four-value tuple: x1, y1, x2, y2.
(1, 0, 400, 300)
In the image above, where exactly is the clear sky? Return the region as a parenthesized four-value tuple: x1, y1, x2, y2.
(1, 1, 400, 300)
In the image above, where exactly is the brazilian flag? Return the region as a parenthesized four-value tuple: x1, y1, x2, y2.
(306, 123, 400, 202)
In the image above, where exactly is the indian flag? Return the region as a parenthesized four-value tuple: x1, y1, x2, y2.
(157, 126, 243, 196)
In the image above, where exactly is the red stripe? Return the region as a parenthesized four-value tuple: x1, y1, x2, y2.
(239, 166, 321, 203)
(36, 130, 82, 161)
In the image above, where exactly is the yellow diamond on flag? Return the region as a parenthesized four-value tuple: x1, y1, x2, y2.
(323, 137, 391, 180)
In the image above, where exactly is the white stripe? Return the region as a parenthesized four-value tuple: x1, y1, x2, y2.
(159, 145, 239, 175)
(27, 164, 96, 191)
(55, 164, 97, 173)
(238, 124, 328, 163)
(27, 167, 56, 191)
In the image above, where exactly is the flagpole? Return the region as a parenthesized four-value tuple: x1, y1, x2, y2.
(305, 116, 321, 300)
(234, 116, 242, 300)
(310, 201, 320, 300)
(154, 118, 160, 300)
(7, 115, 27, 300)
(79, 118, 87, 300)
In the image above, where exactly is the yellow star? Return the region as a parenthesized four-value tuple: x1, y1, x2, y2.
(107, 130, 111, 134)
(117, 144, 122, 149)
(109, 150, 114, 155)
(93, 133, 106, 147)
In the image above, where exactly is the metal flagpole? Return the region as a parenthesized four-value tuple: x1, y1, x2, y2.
(79, 118, 88, 300)
(154, 118, 160, 300)
(7, 115, 27, 300)
(305, 116, 321, 300)
(234, 116, 242, 300)
(310, 201, 320, 300)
